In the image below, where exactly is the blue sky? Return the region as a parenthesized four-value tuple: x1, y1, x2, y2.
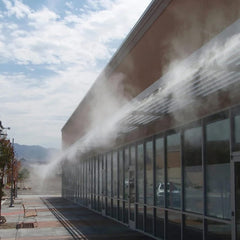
(0, 0, 151, 148)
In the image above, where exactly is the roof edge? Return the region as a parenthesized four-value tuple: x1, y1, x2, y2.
(61, 0, 172, 132)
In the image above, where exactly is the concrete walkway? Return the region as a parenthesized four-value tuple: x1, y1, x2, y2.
(0, 196, 154, 240)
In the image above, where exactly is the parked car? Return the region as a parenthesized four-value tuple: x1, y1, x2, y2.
(156, 182, 180, 196)
(156, 182, 181, 207)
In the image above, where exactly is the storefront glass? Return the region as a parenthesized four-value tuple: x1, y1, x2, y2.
(206, 116, 230, 219)
(183, 126, 203, 213)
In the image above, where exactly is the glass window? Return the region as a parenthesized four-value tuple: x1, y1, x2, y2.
(167, 211, 181, 240)
(136, 204, 144, 230)
(112, 151, 118, 198)
(130, 145, 136, 166)
(145, 140, 154, 205)
(206, 116, 230, 219)
(87, 160, 91, 204)
(137, 144, 144, 203)
(97, 196, 101, 212)
(129, 145, 136, 221)
(112, 199, 117, 219)
(123, 201, 129, 224)
(167, 133, 181, 209)
(106, 198, 111, 216)
(155, 137, 165, 207)
(107, 153, 112, 197)
(145, 207, 154, 234)
(155, 209, 165, 239)
(234, 110, 240, 151)
(93, 158, 96, 195)
(96, 157, 99, 195)
(124, 147, 129, 200)
(206, 220, 231, 240)
(119, 150, 123, 199)
(184, 215, 203, 240)
(118, 200, 123, 222)
(235, 115, 240, 143)
(183, 126, 203, 213)
(236, 163, 240, 240)
(102, 155, 106, 196)
(98, 158, 101, 196)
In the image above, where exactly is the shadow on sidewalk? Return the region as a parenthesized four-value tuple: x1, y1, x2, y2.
(41, 197, 154, 240)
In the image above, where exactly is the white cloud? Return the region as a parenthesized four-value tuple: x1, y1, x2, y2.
(2, 0, 31, 18)
(65, 1, 74, 10)
(0, 68, 98, 148)
(0, 0, 152, 148)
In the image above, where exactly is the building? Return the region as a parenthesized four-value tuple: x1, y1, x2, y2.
(61, 0, 240, 239)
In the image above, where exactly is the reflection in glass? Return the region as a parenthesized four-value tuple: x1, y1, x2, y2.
(130, 145, 136, 165)
(184, 215, 202, 240)
(119, 150, 123, 199)
(102, 156, 106, 196)
(92, 158, 95, 193)
(97, 196, 101, 212)
(137, 204, 144, 230)
(167, 133, 181, 209)
(130, 146, 136, 222)
(112, 151, 118, 198)
(99, 156, 102, 196)
(129, 169, 135, 221)
(137, 144, 144, 203)
(96, 158, 99, 195)
(206, 117, 230, 219)
(155, 209, 164, 239)
(123, 201, 129, 224)
(106, 198, 111, 216)
(102, 197, 106, 211)
(112, 199, 117, 219)
(206, 220, 231, 240)
(234, 114, 240, 150)
(83, 161, 86, 204)
(167, 211, 181, 240)
(236, 163, 240, 240)
(124, 148, 129, 200)
(145, 207, 153, 234)
(107, 153, 112, 197)
(155, 137, 164, 206)
(87, 160, 91, 205)
(146, 140, 153, 205)
(183, 126, 203, 213)
(118, 200, 123, 222)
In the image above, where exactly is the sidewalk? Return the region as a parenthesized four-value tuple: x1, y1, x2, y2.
(0, 196, 154, 240)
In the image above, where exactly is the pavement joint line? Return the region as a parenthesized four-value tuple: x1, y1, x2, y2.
(41, 198, 87, 240)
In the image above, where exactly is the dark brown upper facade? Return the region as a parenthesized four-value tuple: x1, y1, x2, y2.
(62, 0, 240, 148)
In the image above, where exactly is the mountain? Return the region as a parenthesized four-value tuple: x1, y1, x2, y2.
(14, 143, 59, 164)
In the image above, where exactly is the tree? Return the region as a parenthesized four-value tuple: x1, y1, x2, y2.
(0, 137, 14, 224)
(18, 167, 30, 187)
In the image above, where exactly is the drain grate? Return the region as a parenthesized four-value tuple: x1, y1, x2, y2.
(16, 222, 35, 229)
